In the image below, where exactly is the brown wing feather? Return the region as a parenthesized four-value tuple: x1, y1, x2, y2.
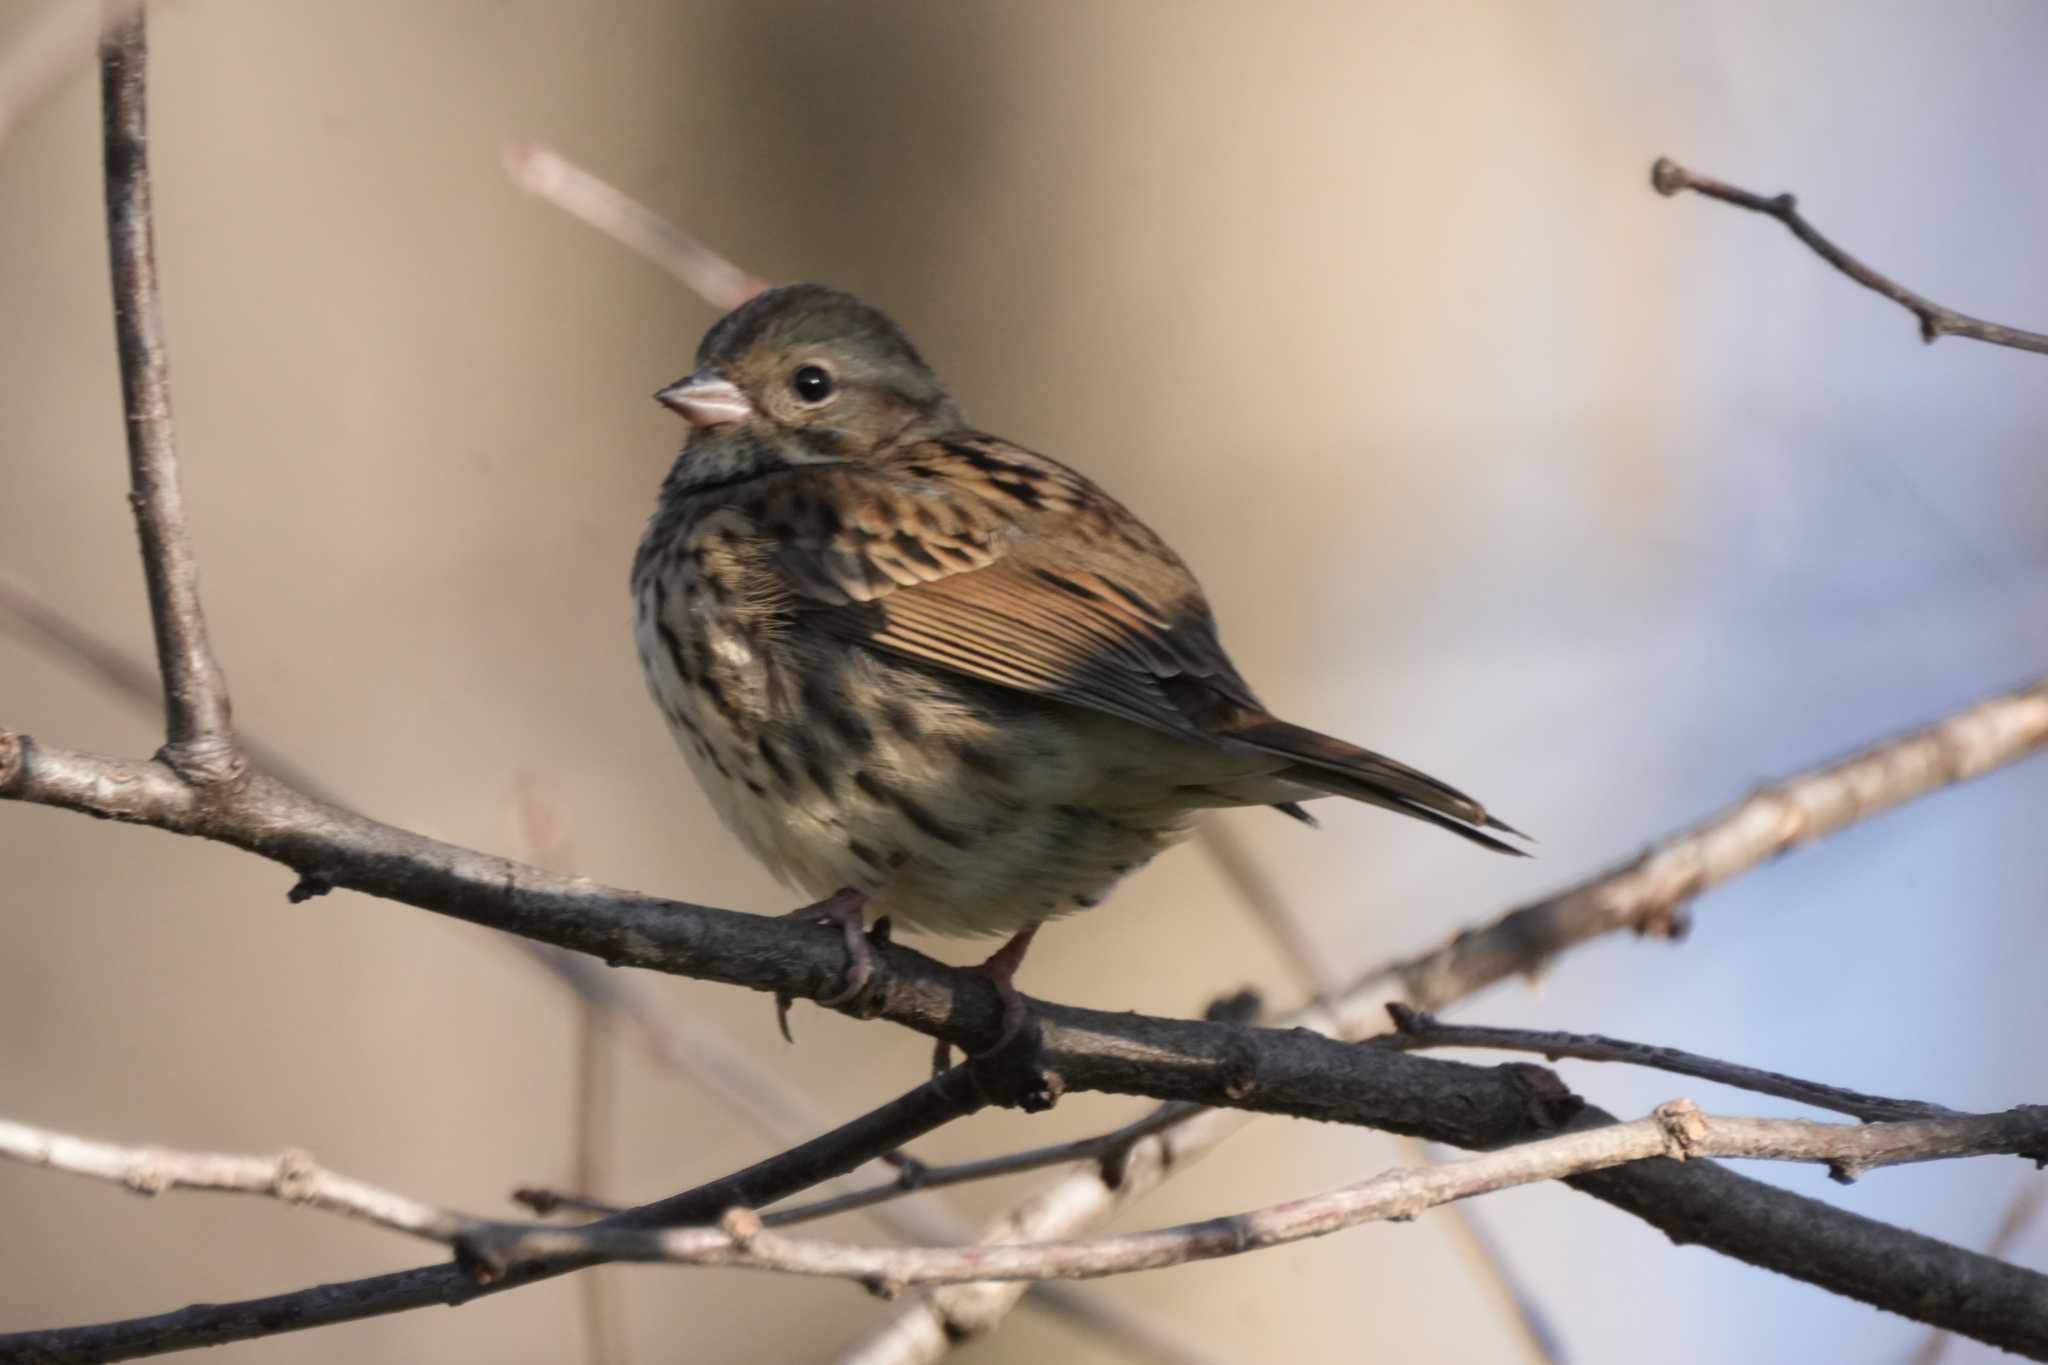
(767, 435, 1260, 738)
(750, 434, 1521, 851)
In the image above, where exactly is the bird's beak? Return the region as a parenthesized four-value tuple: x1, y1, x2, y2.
(655, 371, 753, 428)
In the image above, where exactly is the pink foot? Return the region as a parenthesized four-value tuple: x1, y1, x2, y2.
(932, 926, 1038, 1074)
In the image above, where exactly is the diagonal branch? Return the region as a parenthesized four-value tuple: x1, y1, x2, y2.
(1650, 156, 2048, 356)
(1381, 1005, 1956, 1126)
(98, 15, 237, 782)
(503, 142, 767, 311)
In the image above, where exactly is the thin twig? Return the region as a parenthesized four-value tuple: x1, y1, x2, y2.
(1381, 1006, 1957, 1125)
(512, 781, 629, 1365)
(1907, 1181, 2048, 1365)
(1193, 818, 1346, 1009)
(0, 1117, 474, 1243)
(1650, 157, 2048, 356)
(98, 15, 237, 780)
(503, 142, 767, 311)
(760, 1105, 1195, 1228)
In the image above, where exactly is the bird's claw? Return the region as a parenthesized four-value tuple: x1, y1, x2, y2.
(776, 888, 878, 1041)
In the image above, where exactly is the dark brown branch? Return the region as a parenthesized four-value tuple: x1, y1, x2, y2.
(1382, 1006, 1956, 1125)
(98, 15, 238, 782)
(1650, 157, 2048, 356)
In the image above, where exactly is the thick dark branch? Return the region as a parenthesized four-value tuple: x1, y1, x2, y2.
(0, 740, 1606, 1140)
(98, 16, 237, 781)
(1651, 157, 2048, 356)
(1382, 1006, 1955, 1125)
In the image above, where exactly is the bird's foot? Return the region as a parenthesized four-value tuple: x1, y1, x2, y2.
(932, 926, 1038, 1076)
(774, 887, 880, 1042)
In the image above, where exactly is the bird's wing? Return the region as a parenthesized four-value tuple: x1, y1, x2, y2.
(749, 433, 1518, 851)
(758, 433, 1258, 738)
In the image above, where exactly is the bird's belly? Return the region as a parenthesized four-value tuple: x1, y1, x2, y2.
(635, 610, 1215, 936)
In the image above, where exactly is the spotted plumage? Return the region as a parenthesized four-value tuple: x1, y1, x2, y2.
(633, 285, 1521, 964)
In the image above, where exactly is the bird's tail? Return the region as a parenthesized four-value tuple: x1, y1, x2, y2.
(1224, 714, 1528, 855)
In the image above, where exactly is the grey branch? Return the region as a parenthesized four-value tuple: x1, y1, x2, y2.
(98, 15, 237, 782)
(1650, 157, 2048, 356)
(16, 1100, 2042, 1297)
(1381, 1006, 1957, 1126)
(0, 1118, 475, 1244)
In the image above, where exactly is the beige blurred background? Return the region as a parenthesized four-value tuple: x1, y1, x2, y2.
(4, 2, 2047, 1362)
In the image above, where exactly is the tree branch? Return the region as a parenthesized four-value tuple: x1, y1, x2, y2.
(1650, 156, 2048, 356)
(98, 15, 237, 782)
(1381, 1005, 1956, 1125)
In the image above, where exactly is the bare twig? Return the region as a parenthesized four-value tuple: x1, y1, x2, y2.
(1650, 157, 2048, 356)
(1907, 1180, 2048, 1365)
(761, 1105, 1194, 1228)
(1381, 1006, 1956, 1125)
(0, 1117, 474, 1243)
(98, 15, 237, 781)
(1193, 818, 1345, 1008)
(842, 676, 2048, 1361)
(503, 142, 767, 311)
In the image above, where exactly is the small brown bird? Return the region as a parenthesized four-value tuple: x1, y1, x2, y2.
(634, 284, 1521, 1040)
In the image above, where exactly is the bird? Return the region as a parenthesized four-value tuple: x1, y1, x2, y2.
(632, 283, 1522, 1047)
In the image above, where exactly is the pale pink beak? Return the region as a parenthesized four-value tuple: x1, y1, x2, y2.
(655, 371, 753, 428)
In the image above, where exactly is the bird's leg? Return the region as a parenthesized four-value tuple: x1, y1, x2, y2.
(774, 886, 876, 1042)
(931, 925, 1038, 1075)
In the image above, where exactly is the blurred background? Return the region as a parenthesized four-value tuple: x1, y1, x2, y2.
(4, 1, 2046, 1361)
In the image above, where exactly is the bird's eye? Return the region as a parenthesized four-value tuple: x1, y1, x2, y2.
(791, 365, 834, 403)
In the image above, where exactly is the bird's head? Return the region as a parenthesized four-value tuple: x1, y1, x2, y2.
(656, 284, 960, 491)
